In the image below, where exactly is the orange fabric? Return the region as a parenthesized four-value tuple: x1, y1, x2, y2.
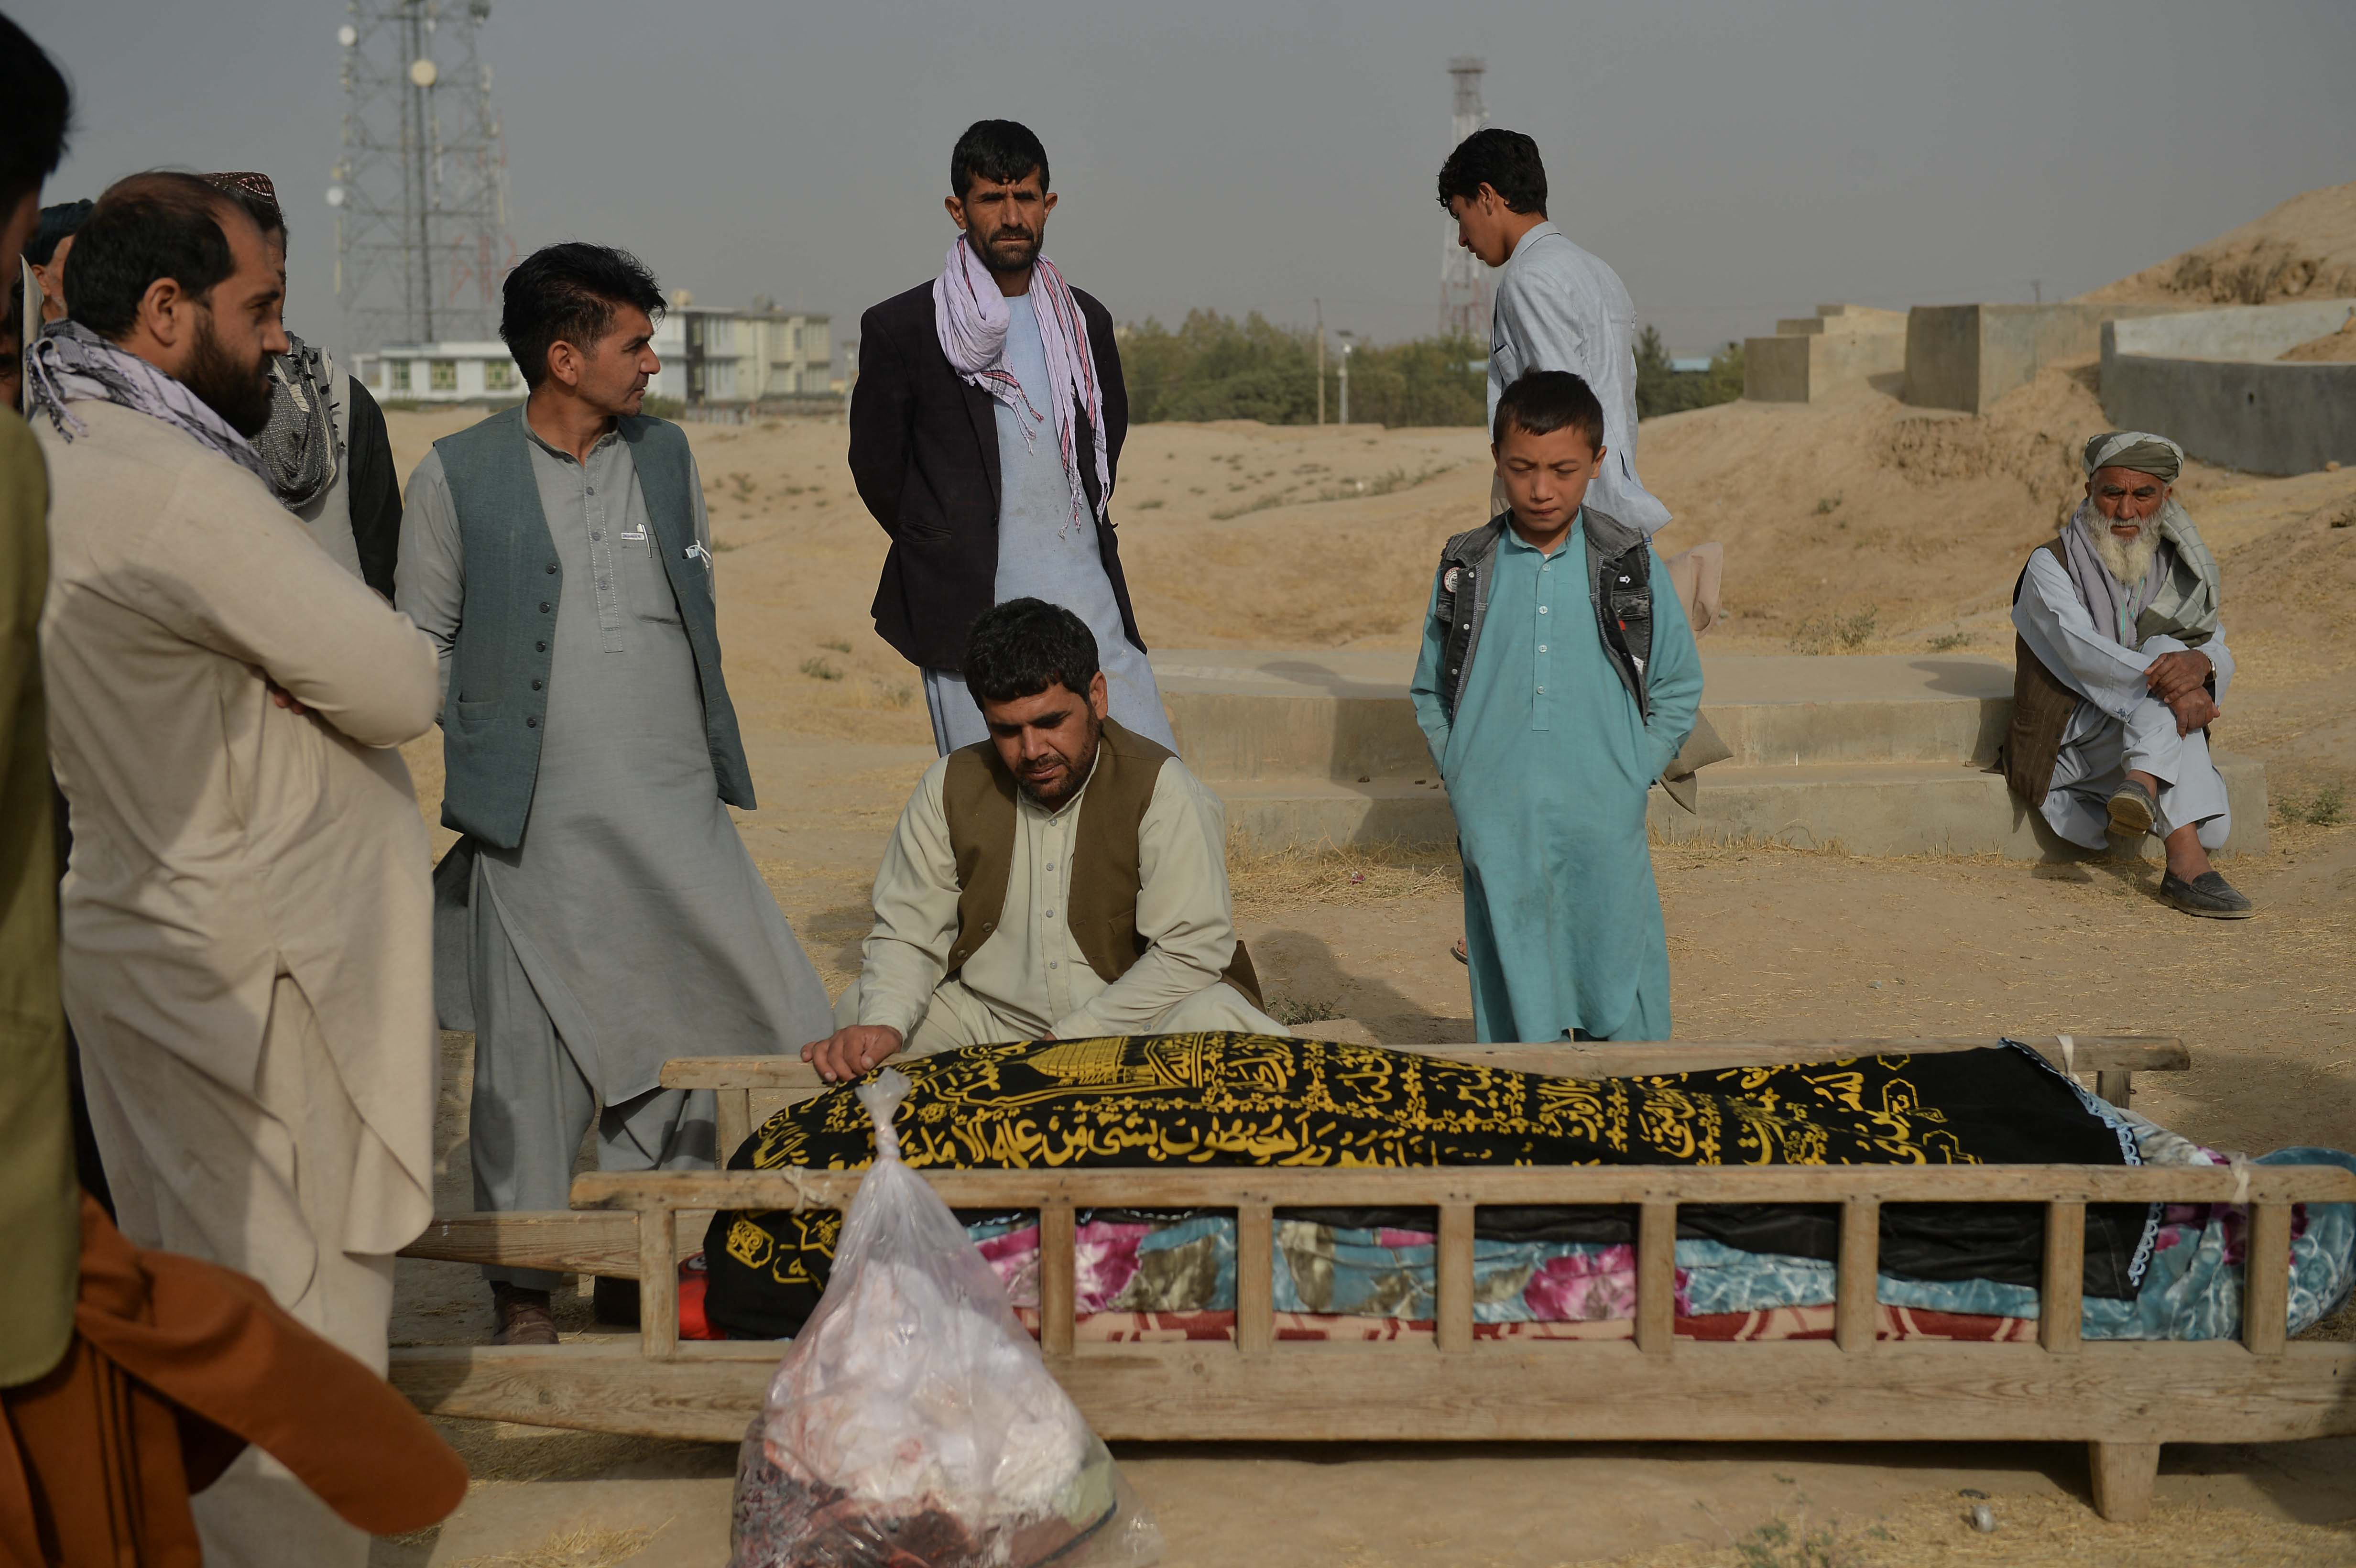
(0, 1197, 466, 1564)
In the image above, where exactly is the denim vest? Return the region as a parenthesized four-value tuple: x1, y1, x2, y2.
(1430, 505, 1655, 725)
(433, 406, 754, 849)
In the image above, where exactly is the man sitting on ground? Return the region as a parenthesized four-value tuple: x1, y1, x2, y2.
(806, 598, 1279, 1081)
(2007, 430, 2248, 917)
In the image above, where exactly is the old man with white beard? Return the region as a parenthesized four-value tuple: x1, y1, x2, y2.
(2005, 431, 2248, 918)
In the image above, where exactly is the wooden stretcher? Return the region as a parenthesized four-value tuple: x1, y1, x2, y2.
(389, 1034, 2356, 1522)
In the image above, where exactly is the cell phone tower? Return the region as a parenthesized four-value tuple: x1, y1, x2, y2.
(1438, 55, 1493, 342)
(329, 0, 516, 350)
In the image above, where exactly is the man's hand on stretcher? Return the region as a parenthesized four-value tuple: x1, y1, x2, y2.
(803, 1025, 905, 1083)
(801, 1022, 1060, 1082)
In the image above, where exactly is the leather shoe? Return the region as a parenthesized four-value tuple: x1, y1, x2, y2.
(2160, 870, 2254, 919)
(490, 1282, 558, 1346)
(2106, 779, 2158, 838)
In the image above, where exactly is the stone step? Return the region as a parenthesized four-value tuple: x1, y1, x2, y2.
(1155, 650, 2018, 779)
(1211, 757, 2269, 860)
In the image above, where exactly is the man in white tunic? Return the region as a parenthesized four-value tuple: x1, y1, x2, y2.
(2007, 431, 2249, 917)
(806, 599, 1277, 1082)
(1439, 127, 1669, 536)
(32, 172, 441, 1566)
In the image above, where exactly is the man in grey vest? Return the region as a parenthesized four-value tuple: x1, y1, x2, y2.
(397, 244, 833, 1344)
(806, 599, 1278, 1083)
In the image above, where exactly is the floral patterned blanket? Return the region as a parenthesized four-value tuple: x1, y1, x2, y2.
(954, 1123, 2354, 1342)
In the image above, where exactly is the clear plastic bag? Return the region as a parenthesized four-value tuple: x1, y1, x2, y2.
(731, 1068, 1162, 1568)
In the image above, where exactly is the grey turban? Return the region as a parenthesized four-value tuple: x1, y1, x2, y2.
(2082, 431, 2183, 485)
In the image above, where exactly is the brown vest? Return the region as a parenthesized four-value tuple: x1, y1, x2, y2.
(938, 718, 1263, 1008)
(2004, 539, 2087, 810)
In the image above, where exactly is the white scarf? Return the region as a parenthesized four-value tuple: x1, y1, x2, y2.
(931, 236, 1110, 526)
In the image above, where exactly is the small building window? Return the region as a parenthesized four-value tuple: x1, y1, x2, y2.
(430, 360, 457, 392)
(389, 360, 411, 392)
(483, 359, 516, 392)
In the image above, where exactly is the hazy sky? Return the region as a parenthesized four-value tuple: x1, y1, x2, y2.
(18, 0, 2356, 368)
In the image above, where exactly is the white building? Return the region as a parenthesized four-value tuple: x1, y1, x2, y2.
(355, 341, 521, 403)
(649, 299, 833, 406)
(353, 299, 832, 409)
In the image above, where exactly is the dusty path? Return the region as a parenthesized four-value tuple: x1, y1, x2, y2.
(374, 401, 2355, 1566)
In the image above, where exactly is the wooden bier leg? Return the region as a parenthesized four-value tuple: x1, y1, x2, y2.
(2040, 1198, 2084, 1354)
(1436, 1202, 1475, 1355)
(2088, 1440, 2160, 1523)
(1834, 1198, 1879, 1353)
(1235, 1204, 1274, 1355)
(2094, 1069, 2132, 1109)
(637, 1205, 678, 1359)
(2242, 1200, 2291, 1356)
(716, 1088, 753, 1164)
(1038, 1203, 1076, 1358)
(1636, 1200, 1677, 1356)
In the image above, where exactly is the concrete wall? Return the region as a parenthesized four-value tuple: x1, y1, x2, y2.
(2101, 300, 2356, 476)
(1744, 330, 1907, 403)
(1903, 302, 2185, 414)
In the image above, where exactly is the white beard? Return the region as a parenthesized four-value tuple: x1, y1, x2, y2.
(2093, 521, 2161, 589)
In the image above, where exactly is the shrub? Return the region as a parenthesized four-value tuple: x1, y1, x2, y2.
(1635, 325, 1745, 419)
(1788, 609, 1878, 654)
(1122, 310, 1485, 427)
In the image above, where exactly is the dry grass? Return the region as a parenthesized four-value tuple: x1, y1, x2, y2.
(1226, 834, 1460, 920)
(1592, 1492, 2356, 1567)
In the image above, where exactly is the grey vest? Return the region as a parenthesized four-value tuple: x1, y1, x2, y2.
(433, 406, 754, 849)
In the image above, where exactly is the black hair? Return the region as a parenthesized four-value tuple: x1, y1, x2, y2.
(500, 242, 664, 391)
(1436, 127, 1548, 216)
(950, 120, 1050, 200)
(963, 598, 1100, 706)
(1493, 370, 1604, 454)
(65, 173, 248, 342)
(28, 199, 92, 268)
(0, 16, 72, 212)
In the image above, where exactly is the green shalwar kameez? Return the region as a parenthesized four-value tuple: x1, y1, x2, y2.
(1410, 516, 1702, 1042)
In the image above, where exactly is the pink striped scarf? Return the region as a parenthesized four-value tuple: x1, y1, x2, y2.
(932, 236, 1111, 526)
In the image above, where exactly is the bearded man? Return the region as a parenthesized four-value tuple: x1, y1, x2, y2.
(805, 598, 1278, 1083)
(2007, 431, 2247, 917)
(204, 172, 404, 598)
(850, 119, 1174, 757)
(30, 171, 443, 1563)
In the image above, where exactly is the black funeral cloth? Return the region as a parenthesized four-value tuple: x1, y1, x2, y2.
(704, 1035, 2145, 1340)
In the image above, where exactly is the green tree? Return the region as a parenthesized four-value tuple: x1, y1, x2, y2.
(1633, 327, 1744, 420)
(1119, 311, 1485, 427)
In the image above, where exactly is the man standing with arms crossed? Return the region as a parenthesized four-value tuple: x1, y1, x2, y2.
(1439, 128, 1669, 537)
(33, 171, 444, 1564)
(851, 119, 1175, 756)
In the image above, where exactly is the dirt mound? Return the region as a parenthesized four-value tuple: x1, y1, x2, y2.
(1631, 364, 2116, 648)
(2280, 312, 2356, 361)
(2082, 181, 2356, 306)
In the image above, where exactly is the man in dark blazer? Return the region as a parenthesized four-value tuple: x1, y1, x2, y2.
(849, 119, 1175, 754)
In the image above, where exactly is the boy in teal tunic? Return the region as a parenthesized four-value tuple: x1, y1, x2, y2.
(1410, 372, 1702, 1042)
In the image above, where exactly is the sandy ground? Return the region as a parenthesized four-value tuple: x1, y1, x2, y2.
(371, 374, 2356, 1565)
